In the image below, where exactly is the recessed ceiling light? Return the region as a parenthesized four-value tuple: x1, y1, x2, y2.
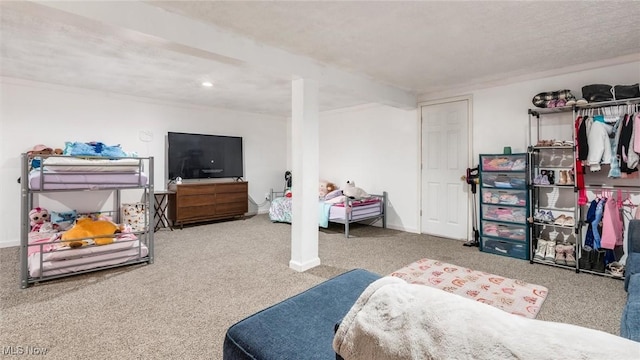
(202, 81, 214, 87)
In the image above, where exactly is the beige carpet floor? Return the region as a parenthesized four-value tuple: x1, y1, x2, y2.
(0, 214, 628, 359)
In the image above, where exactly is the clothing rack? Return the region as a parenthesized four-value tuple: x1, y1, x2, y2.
(575, 97, 640, 111)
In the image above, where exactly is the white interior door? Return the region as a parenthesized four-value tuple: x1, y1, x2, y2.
(421, 99, 470, 240)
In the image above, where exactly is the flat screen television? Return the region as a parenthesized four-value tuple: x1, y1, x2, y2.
(167, 132, 243, 180)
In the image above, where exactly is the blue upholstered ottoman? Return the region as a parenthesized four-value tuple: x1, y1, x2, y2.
(223, 269, 381, 360)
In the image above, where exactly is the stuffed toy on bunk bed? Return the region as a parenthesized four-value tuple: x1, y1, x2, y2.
(60, 218, 120, 248)
(319, 180, 338, 197)
(29, 207, 53, 233)
(343, 181, 371, 200)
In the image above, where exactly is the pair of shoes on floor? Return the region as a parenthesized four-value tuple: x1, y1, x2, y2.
(579, 246, 606, 273)
(554, 243, 576, 266)
(606, 262, 625, 278)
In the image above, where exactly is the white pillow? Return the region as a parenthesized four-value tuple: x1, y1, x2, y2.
(325, 195, 347, 204)
(324, 189, 343, 200)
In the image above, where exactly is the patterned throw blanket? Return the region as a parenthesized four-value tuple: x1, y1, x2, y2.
(390, 258, 547, 319)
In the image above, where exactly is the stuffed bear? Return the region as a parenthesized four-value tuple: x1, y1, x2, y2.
(60, 218, 120, 248)
(342, 181, 370, 200)
(29, 207, 51, 232)
(319, 180, 338, 197)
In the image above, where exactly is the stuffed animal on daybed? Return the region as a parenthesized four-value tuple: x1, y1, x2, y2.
(60, 218, 120, 248)
(342, 181, 371, 200)
(29, 207, 51, 232)
(319, 180, 338, 197)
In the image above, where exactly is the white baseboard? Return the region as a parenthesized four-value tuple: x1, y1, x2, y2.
(0, 240, 19, 248)
(289, 257, 321, 272)
(387, 223, 419, 234)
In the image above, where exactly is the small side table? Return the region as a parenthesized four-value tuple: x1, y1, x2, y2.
(154, 190, 174, 231)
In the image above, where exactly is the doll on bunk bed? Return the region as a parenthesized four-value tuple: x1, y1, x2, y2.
(29, 207, 53, 233)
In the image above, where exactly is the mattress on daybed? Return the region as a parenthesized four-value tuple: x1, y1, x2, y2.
(269, 196, 383, 224)
(329, 198, 382, 222)
(28, 240, 149, 278)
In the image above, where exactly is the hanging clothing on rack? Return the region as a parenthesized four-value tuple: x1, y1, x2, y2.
(634, 112, 640, 151)
(601, 192, 623, 249)
(608, 116, 623, 178)
(575, 116, 588, 205)
(618, 113, 638, 175)
(586, 121, 614, 172)
(577, 115, 589, 161)
(584, 198, 598, 249)
(591, 197, 606, 250)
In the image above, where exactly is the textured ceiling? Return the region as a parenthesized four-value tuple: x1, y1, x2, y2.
(1, 1, 639, 117)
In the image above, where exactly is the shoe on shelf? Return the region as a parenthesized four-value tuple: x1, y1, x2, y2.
(540, 175, 550, 185)
(533, 210, 546, 223)
(547, 170, 555, 184)
(534, 239, 548, 261)
(563, 216, 575, 227)
(544, 241, 556, 263)
(557, 170, 568, 185)
(543, 211, 555, 224)
(554, 244, 566, 265)
(533, 175, 543, 185)
(564, 244, 576, 267)
(566, 169, 575, 185)
(554, 214, 567, 226)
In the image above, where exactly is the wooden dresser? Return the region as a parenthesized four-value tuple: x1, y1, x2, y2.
(168, 181, 248, 228)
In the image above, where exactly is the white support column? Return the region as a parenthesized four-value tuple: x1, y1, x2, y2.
(290, 78, 321, 272)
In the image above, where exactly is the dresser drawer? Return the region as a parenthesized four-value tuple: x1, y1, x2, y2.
(216, 182, 248, 194)
(482, 221, 527, 241)
(480, 154, 526, 172)
(179, 205, 217, 220)
(482, 205, 526, 224)
(481, 188, 526, 206)
(177, 183, 218, 195)
(481, 173, 526, 189)
(177, 194, 216, 207)
(481, 238, 528, 260)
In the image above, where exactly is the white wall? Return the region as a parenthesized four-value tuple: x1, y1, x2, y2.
(2, 61, 637, 247)
(319, 104, 420, 233)
(0, 77, 287, 247)
(425, 61, 640, 161)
